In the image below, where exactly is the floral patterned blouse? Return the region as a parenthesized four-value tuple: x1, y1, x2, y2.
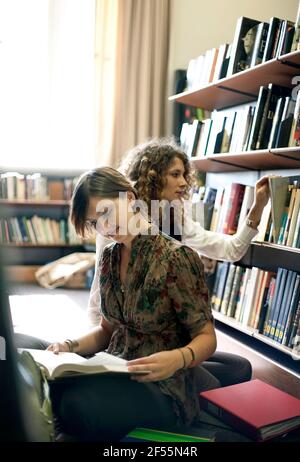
(99, 229, 214, 425)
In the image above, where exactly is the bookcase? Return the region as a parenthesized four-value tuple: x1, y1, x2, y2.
(169, 49, 300, 371)
(0, 172, 91, 280)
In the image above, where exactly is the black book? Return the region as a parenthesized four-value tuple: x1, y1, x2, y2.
(256, 84, 291, 150)
(275, 96, 295, 148)
(219, 44, 232, 79)
(271, 19, 285, 59)
(214, 117, 227, 153)
(203, 187, 217, 230)
(247, 86, 269, 151)
(268, 97, 285, 149)
(262, 17, 281, 62)
(281, 22, 295, 55)
(172, 69, 187, 142)
(276, 20, 295, 58)
(250, 22, 269, 67)
(227, 17, 260, 76)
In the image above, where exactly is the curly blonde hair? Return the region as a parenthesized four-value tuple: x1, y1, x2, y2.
(119, 138, 195, 211)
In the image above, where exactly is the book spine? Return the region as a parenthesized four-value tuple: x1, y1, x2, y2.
(247, 86, 269, 150)
(199, 397, 261, 441)
(263, 17, 280, 62)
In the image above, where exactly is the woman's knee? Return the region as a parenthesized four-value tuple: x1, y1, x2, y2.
(14, 332, 50, 350)
(194, 365, 221, 392)
(239, 357, 252, 382)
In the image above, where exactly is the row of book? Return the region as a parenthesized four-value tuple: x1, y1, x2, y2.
(268, 175, 300, 245)
(194, 177, 300, 248)
(186, 15, 296, 90)
(193, 183, 253, 236)
(211, 262, 300, 350)
(0, 172, 78, 201)
(180, 84, 300, 158)
(0, 216, 81, 245)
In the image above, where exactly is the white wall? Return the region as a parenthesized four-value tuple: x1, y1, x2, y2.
(167, 0, 299, 131)
(169, 0, 298, 70)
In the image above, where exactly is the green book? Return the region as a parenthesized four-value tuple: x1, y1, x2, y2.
(123, 427, 214, 442)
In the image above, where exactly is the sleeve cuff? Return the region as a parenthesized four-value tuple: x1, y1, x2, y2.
(237, 222, 259, 243)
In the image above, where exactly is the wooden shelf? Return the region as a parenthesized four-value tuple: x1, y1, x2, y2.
(1, 243, 86, 265)
(0, 199, 69, 206)
(213, 310, 299, 359)
(169, 50, 300, 110)
(190, 148, 300, 172)
(239, 241, 300, 273)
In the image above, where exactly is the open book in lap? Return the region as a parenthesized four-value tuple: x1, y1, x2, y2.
(18, 349, 149, 380)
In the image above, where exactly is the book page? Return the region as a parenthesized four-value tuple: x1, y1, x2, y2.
(19, 348, 149, 379)
(83, 351, 127, 366)
(18, 348, 84, 378)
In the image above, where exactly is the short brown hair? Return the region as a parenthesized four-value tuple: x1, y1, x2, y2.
(119, 138, 194, 211)
(70, 167, 137, 237)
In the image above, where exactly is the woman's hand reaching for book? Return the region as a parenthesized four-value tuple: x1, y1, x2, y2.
(46, 342, 70, 355)
(254, 175, 272, 209)
(127, 349, 184, 382)
(248, 175, 274, 226)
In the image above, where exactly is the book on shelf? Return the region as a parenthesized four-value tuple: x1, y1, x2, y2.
(250, 22, 269, 68)
(275, 97, 296, 148)
(0, 171, 79, 201)
(19, 349, 149, 380)
(177, 80, 300, 156)
(262, 17, 281, 62)
(212, 261, 299, 340)
(227, 17, 260, 76)
(289, 87, 300, 147)
(269, 175, 300, 242)
(199, 379, 300, 441)
(292, 0, 300, 51)
(212, 43, 229, 82)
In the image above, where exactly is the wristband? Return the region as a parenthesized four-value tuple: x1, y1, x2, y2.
(178, 348, 186, 369)
(186, 346, 195, 364)
(64, 339, 79, 353)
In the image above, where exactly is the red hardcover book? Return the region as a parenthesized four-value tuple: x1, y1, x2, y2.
(199, 379, 300, 441)
(222, 183, 245, 235)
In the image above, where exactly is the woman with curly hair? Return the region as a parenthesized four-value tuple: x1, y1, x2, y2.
(87, 138, 270, 389)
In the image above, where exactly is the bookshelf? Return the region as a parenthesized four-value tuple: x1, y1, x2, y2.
(240, 242, 300, 273)
(169, 50, 300, 110)
(170, 46, 300, 365)
(0, 199, 69, 206)
(213, 310, 296, 358)
(190, 148, 300, 172)
(0, 174, 87, 271)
